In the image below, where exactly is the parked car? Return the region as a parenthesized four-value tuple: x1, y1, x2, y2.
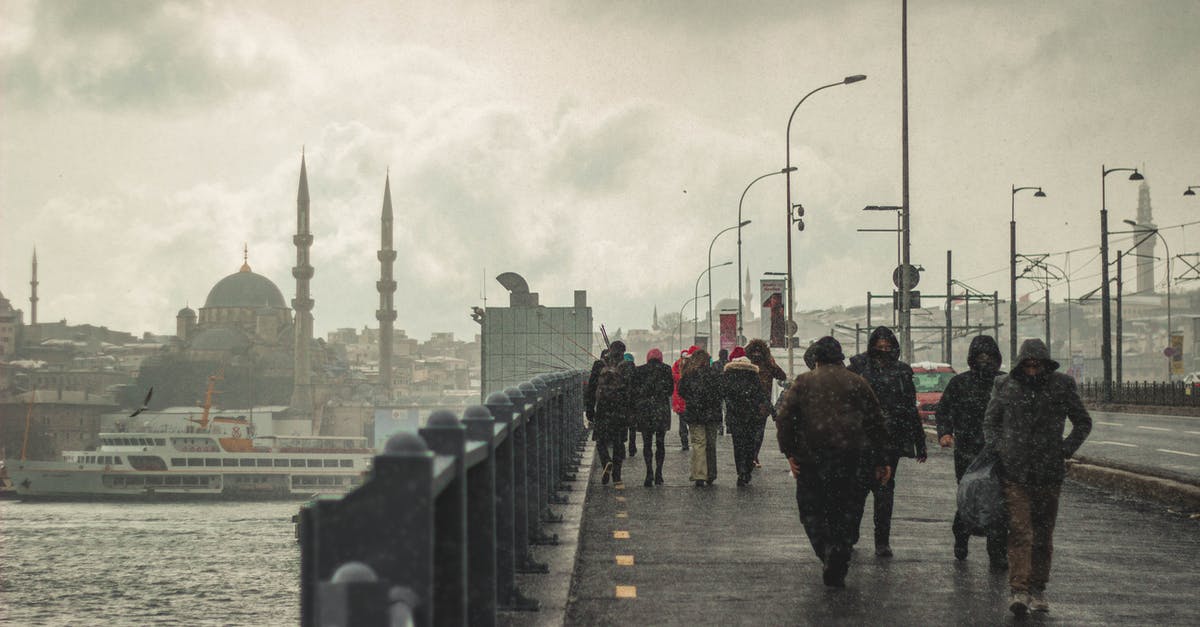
(911, 361, 956, 425)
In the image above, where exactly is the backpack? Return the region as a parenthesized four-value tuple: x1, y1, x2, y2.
(595, 362, 627, 408)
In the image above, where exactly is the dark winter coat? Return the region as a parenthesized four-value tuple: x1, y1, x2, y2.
(745, 339, 788, 419)
(679, 366, 724, 425)
(633, 358, 675, 432)
(983, 339, 1092, 486)
(936, 335, 1006, 458)
(720, 359, 766, 428)
(775, 363, 890, 468)
(848, 326, 927, 459)
(585, 356, 636, 439)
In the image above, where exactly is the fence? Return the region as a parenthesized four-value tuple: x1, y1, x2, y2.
(297, 371, 588, 626)
(1079, 380, 1200, 407)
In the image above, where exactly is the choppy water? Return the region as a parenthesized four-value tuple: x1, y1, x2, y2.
(0, 501, 300, 626)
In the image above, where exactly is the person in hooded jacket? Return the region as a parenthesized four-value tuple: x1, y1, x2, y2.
(721, 346, 769, 486)
(936, 335, 1009, 565)
(672, 347, 697, 450)
(847, 326, 927, 557)
(633, 348, 675, 486)
(585, 340, 636, 485)
(624, 352, 640, 458)
(679, 348, 722, 486)
(984, 338, 1091, 617)
(744, 339, 788, 467)
(776, 336, 892, 587)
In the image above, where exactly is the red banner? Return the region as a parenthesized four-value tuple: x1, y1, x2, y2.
(719, 313, 737, 352)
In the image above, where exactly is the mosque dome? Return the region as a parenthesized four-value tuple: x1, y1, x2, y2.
(177, 306, 196, 318)
(204, 266, 286, 309)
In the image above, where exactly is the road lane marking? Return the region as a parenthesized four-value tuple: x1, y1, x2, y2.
(1137, 426, 1172, 432)
(613, 530, 630, 539)
(615, 555, 635, 566)
(1185, 431, 1200, 436)
(615, 585, 637, 598)
(1157, 449, 1200, 457)
(616, 512, 628, 518)
(614, 496, 626, 503)
(1095, 441, 1138, 447)
(1096, 421, 1124, 427)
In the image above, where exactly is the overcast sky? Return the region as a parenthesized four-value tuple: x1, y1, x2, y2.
(2, 0, 1198, 343)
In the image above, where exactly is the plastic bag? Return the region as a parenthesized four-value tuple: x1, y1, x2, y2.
(956, 448, 1007, 535)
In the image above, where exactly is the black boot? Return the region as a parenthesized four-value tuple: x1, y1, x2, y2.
(654, 464, 664, 485)
(954, 536, 969, 560)
(612, 462, 622, 484)
(644, 468, 654, 487)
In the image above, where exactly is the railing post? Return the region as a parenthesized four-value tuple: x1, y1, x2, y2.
(485, 392, 541, 610)
(506, 386, 549, 573)
(419, 411, 469, 627)
(461, 405, 498, 625)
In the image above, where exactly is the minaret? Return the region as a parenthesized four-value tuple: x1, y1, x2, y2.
(652, 305, 659, 330)
(1135, 180, 1156, 295)
(290, 152, 316, 417)
(743, 267, 753, 321)
(29, 248, 38, 325)
(376, 174, 398, 401)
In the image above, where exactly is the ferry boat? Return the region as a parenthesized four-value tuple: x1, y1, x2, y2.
(5, 414, 374, 501)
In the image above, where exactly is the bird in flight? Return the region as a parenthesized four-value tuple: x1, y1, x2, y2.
(129, 387, 154, 418)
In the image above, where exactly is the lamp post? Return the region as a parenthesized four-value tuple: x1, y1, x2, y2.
(784, 74, 866, 376)
(1010, 186, 1047, 365)
(710, 222, 751, 346)
(1184, 186, 1199, 197)
(1124, 219, 1172, 380)
(1099, 165, 1143, 401)
(678, 293, 709, 359)
(738, 168, 795, 344)
(1037, 259, 1073, 361)
(695, 262, 731, 349)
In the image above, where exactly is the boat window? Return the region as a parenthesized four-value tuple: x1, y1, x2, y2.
(146, 476, 163, 486)
(205, 458, 220, 467)
(113, 457, 121, 464)
(307, 459, 322, 467)
(239, 458, 256, 467)
(223, 459, 238, 467)
(188, 458, 203, 467)
(155, 439, 166, 446)
(182, 476, 199, 486)
(291, 459, 306, 467)
(257, 459, 272, 467)
(339, 460, 353, 468)
(274, 459, 289, 467)
(323, 459, 339, 467)
(171, 458, 186, 466)
(165, 476, 181, 485)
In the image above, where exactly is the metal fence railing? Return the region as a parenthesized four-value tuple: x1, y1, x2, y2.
(1079, 380, 1200, 407)
(298, 371, 588, 626)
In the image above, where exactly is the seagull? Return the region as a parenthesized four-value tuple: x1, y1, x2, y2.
(129, 387, 153, 418)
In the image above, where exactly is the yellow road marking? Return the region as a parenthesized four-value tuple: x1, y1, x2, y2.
(614, 496, 626, 503)
(615, 585, 637, 598)
(615, 555, 635, 566)
(613, 530, 630, 539)
(616, 512, 628, 518)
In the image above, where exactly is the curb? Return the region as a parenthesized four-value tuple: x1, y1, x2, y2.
(1068, 461, 1200, 513)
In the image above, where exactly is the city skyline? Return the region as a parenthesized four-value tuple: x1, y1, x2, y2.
(2, 1, 1198, 341)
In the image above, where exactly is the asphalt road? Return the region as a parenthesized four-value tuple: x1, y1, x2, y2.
(1077, 411, 1200, 482)
(563, 434, 1200, 625)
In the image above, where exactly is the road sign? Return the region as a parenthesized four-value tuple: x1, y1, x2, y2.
(1164, 347, 1176, 358)
(787, 320, 798, 336)
(892, 264, 921, 289)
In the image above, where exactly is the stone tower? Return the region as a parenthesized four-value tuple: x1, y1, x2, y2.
(30, 248, 38, 325)
(290, 153, 316, 417)
(376, 174, 398, 401)
(1135, 181, 1157, 295)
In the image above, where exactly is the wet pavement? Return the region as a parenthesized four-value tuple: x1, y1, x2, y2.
(562, 435, 1200, 625)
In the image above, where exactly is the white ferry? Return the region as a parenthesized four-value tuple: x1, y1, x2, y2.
(6, 414, 374, 501)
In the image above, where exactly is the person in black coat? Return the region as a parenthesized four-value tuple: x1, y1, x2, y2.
(585, 341, 635, 485)
(633, 348, 675, 486)
(679, 349, 723, 486)
(848, 326, 927, 557)
(936, 334, 1008, 565)
(721, 346, 768, 486)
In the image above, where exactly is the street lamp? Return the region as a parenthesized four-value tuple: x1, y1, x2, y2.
(710, 222, 751, 346)
(1184, 186, 1199, 197)
(785, 74, 867, 376)
(678, 293, 709, 360)
(1123, 219, 1173, 380)
(1010, 185, 1047, 365)
(695, 262, 732, 348)
(1099, 165, 1143, 401)
(738, 168, 795, 344)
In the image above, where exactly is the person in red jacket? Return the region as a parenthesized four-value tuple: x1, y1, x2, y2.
(672, 346, 698, 451)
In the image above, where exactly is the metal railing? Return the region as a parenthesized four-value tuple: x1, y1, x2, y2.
(298, 371, 588, 626)
(1079, 380, 1200, 407)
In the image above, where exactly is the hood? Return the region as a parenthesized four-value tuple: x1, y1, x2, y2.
(966, 335, 1003, 372)
(724, 359, 759, 373)
(609, 340, 627, 357)
(744, 339, 772, 366)
(867, 326, 900, 361)
(810, 336, 845, 365)
(1016, 338, 1059, 372)
(646, 348, 663, 363)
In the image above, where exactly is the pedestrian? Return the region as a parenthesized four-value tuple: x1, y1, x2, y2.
(714, 347, 730, 436)
(776, 336, 891, 587)
(624, 352, 639, 458)
(584, 340, 635, 485)
(672, 347, 698, 450)
(935, 335, 1008, 566)
(745, 339, 788, 468)
(984, 338, 1091, 616)
(633, 348, 674, 486)
(678, 348, 722, 486)
(847, 326, 927, 558)
(721, 346, 768, 486)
